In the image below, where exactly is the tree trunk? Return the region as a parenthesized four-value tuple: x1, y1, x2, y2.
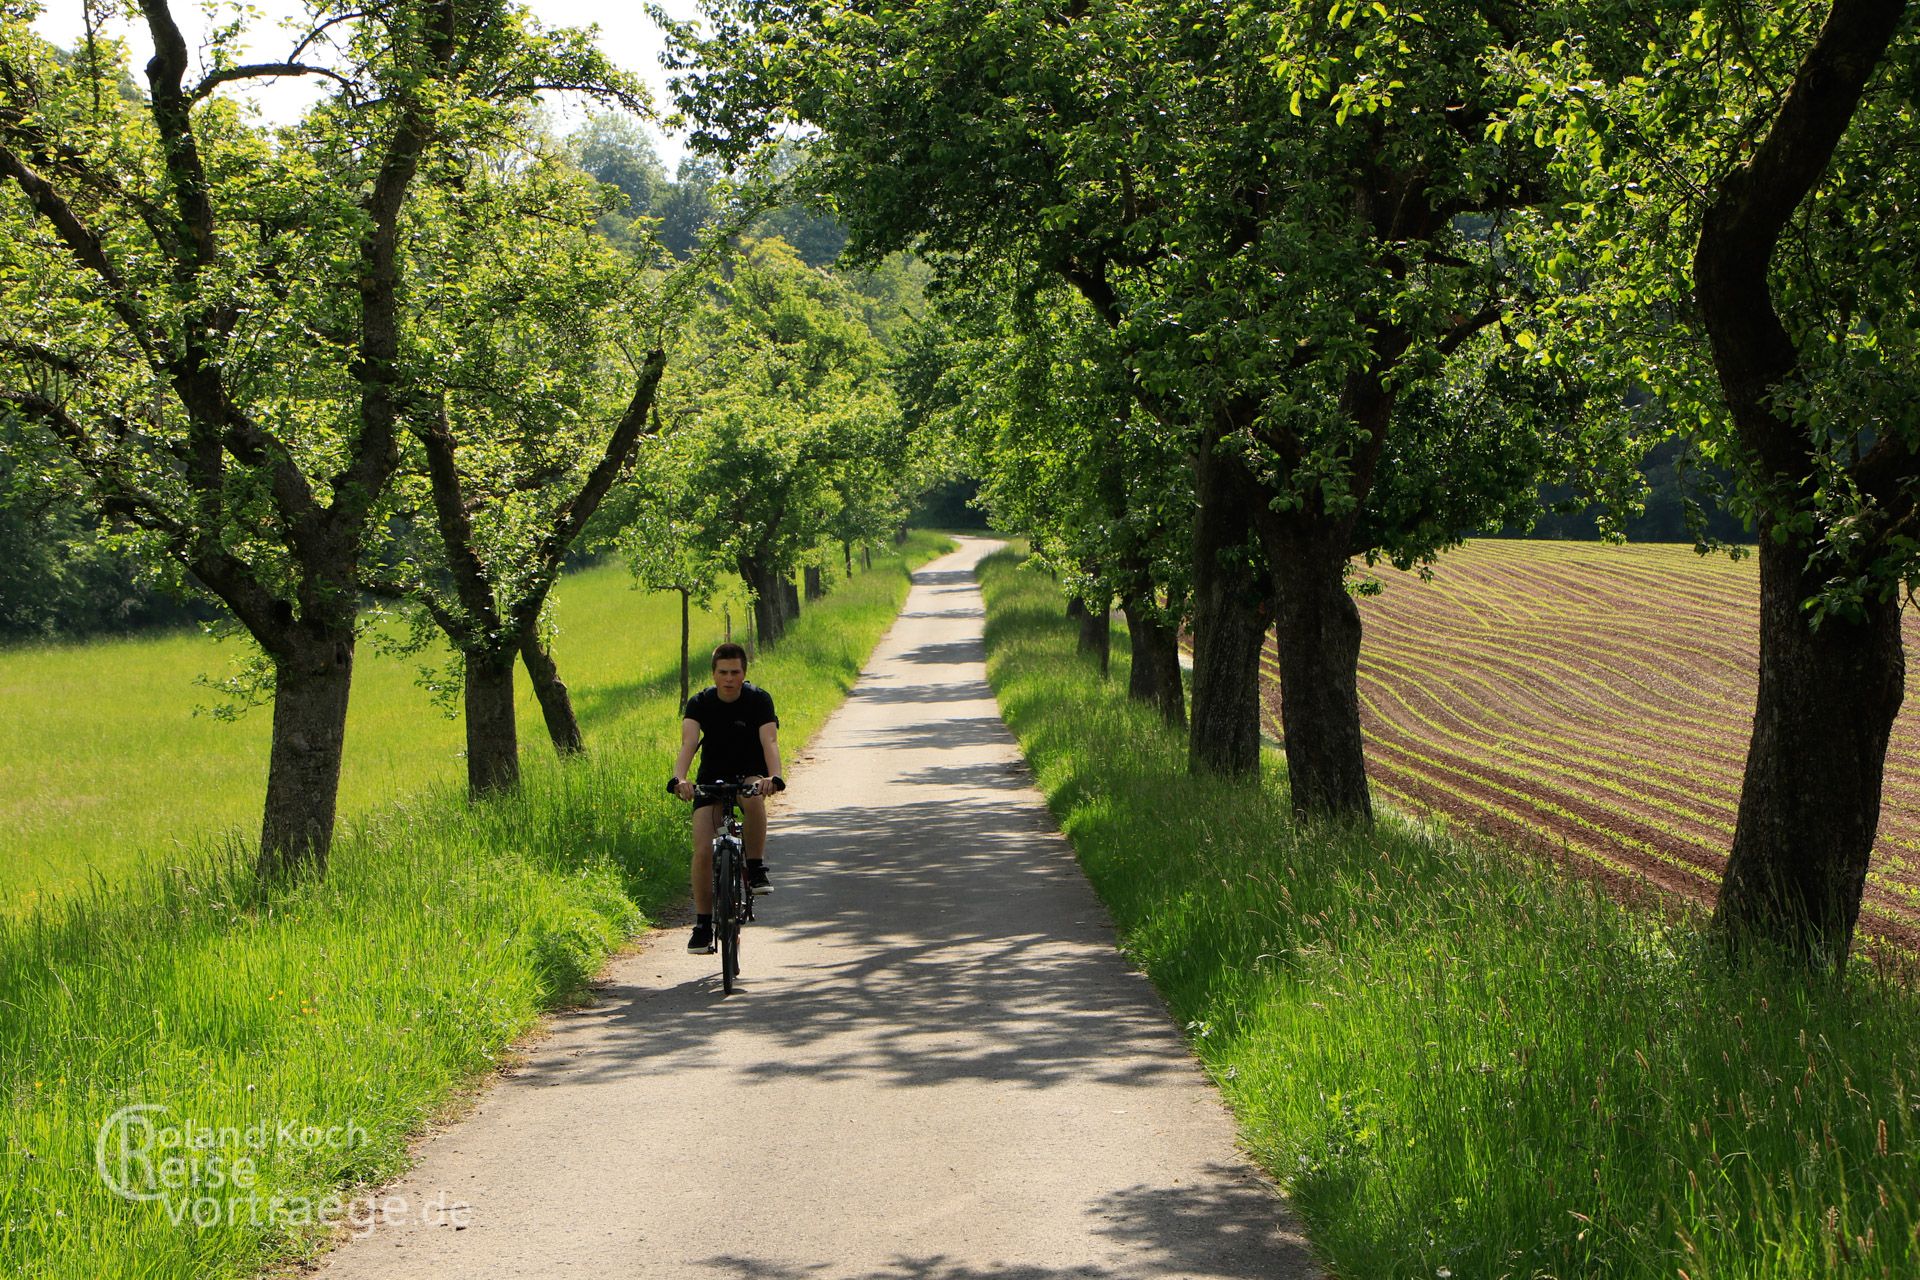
(749, 566, 778, 646)
(1689, 0, 1908, 967)
(1122, 594, 1187, 730)
(805, 565, 826, 601)
(742, 557, 790, 645)
(680, 587, 691, 711)
(1714, 535, 1904, 964)
(863, 546, 872, 571)
(519, 627, 584, 757)
(464, 647, 520, 797)
(1187, 442, 1267, 777)
(843, 540, 854, 578)
(1077, 592, 1111, 677)
(784, 575, 802, 622)
(1265, 527, 1372, 822)
(257, 635, 355, 877)
(1122, 598, 1156, 703)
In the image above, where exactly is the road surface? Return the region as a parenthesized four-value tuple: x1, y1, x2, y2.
(315, 535, 1318, 1280)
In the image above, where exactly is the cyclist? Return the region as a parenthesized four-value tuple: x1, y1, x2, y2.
(669, 641, 785, 953)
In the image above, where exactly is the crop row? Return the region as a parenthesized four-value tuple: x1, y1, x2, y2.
(1250, 541, 1920, 947)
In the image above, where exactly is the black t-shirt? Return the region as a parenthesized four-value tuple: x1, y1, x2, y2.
(683, 683, 779, 782)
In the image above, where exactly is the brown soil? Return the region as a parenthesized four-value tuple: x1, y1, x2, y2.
(1258, 541, 1920, 945)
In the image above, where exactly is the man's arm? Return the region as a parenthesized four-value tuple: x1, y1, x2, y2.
(759, 722, 784, 788)
(672, 719, 701, 799)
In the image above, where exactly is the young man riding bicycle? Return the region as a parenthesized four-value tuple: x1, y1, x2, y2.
(669, 642, 785, 954)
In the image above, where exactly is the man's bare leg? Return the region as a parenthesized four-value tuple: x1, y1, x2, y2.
(691, 804, 718, 914)
(741, 794, 768, 861)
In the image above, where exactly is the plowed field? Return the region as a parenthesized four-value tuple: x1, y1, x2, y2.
(1255, 540, 1920, 951)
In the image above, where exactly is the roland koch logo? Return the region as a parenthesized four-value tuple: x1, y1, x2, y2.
(93, 1103, 466, 1233)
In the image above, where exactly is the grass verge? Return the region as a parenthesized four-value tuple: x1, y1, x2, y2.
(0, 532, 952, 1279)
(979, 548, 1919, 1280)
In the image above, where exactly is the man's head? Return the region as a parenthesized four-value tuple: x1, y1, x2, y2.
(712, 642, 747, 696)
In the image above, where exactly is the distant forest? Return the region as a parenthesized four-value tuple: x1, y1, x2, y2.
(3, 421, 1749, 645)
(1505, 435, 1749, 544)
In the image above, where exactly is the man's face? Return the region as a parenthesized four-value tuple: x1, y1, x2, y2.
(713, 659, 746, 696)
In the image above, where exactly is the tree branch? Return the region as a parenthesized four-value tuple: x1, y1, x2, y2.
(1693, 0, 1906, 483)
(287, 10, 373, 64)
(137, 0, 218, 266)
(0, 388, 184, 538)
(414, 400, 505, 646)
(512, 347, 670, 625)
(0, 143, 160, 362)
(361, 572, 469, 645)
(1435, 301, 1503, 357)
(327, 0, 458, 534)
(0, 337, 89, 380)
(219, 410, 331, 564)
(189, 62, 358, 105)
(187, 546, 296, 649)
(0, 98, 185, 256)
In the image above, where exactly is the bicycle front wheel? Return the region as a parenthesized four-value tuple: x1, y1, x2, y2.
(720, 916, 740, 993)
(714, 839, 741, 994)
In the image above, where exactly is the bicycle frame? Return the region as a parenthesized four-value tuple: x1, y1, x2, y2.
(694, 779, 759, 993)
(711, 795, 756, 925)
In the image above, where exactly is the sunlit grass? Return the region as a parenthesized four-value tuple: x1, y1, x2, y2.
(0, 533, 952, 1279)
(980, 548, 1920, 1280)
(0, 562, 753, 902)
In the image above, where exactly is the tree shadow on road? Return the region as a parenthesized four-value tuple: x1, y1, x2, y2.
(892, 638, 987, 666)
(683, 1169, 1307, 1278)
(537, 791, 1165, 1094)
(844, 682, 993, 706)
(910, 569, 977, 587)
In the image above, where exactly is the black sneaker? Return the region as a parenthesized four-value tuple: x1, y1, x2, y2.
(687, 922, 715, 953)
(746, 863, 772, 896)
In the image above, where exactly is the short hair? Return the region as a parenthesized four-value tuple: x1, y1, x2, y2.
(712, 641, 748, 671)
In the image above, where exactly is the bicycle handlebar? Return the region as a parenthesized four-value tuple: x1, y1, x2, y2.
(666, 774, 786, 800)
(693, 778, 763, 802)
(670, 776, 786, 802)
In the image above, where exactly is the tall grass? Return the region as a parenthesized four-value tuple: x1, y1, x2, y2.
(980, 549, 1920, 1280)
(0, 560, 754, 902)
(0, 533, 951, 1279)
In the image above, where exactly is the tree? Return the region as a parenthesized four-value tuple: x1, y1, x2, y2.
(667, 1, 1635, 809)
(569, 110, 669, 253)
(660, 0, 1269, 777)
(572, 111, 666, 215)
(368, 137, 672, 795)
(753, 141, 849, 267)
(0, 418, 201, 637)
(0, 0, 632, 872)
(931, 264, 1192, 724)
(1516, 0, 1919, 965)
(614, 431, 735, 710)
(658, 236, 898, 645)
(656, 156, 720, 258)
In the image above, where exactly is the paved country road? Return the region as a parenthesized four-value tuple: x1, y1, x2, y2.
(313, 536, 1319, 1280)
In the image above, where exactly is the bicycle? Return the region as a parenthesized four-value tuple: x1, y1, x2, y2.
(689, 778, 760, 994)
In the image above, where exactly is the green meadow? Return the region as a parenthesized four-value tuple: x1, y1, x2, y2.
(979, 548, 1920, 1280)
(0, 533, 950, 1279)
(0, 561, 755, 903)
